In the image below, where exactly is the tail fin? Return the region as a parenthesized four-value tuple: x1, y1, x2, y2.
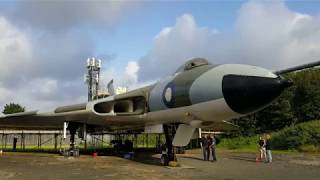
(107, 79, 115, 96)
(274, 60, 320, 75)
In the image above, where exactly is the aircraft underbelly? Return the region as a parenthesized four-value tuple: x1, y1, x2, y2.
(187, 98, 240, 122)
(146, 98, 241, 124)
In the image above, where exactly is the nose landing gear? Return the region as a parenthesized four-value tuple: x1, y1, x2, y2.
(161, 124, 178, 166)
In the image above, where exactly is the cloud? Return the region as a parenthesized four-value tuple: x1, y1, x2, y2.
(29, 78, 58, 100)
(100, 61, 151, 91)
(29, 31, 95, 81)
(0, 88, 13, 104)
(4, 0, 140, 32)
(0, 1, 137, 111)
(0, 17, 32, 83)
(234, 1, 320, 69)
(0, 77, 87, 113)
(0, 15, 92, 111)
(138, 14, 218, 81)
(123, 61, 140, 85)
(138, 1, 320, 82)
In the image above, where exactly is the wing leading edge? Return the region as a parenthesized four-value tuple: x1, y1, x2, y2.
(0, 109, 92, 130)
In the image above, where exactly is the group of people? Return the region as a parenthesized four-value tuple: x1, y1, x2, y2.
(200, 133, 272, 163)
(258, 134, 272, 163)
(200, 135, 217, 161)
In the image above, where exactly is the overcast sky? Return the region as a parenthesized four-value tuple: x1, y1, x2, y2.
(0, 0, 320, 113)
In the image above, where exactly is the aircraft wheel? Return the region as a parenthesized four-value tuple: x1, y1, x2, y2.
(161, 154, 169, 166)
(63, 150, 69, 157)
(74, 149, 80, 157)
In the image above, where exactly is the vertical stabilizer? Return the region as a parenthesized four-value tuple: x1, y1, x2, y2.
(107, 79, 115, 96)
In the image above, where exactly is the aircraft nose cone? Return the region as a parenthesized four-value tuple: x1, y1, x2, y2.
(222, 75, 292, 114)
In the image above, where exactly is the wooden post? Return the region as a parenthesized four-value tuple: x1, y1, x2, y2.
(92, 134, 95, 150)
(146, 134, 149, 148)
(101, 134, 104, 148)
(59, 133, 63, 151)
(83, 123, 87, 150)
(13, 135, 17, 151)
(20, 132, 23, 149)
(143, 134, 145, 148)
(54, 133, 58, 151)
(37, 133, 39, 149)
(39, 134, 42, 149)
(156, 134, 161, 151)
(37, 133, 42, 149)
(4, 134, 7, 149)
(23, 133, 25, 150)
(1, 133, 3, 149)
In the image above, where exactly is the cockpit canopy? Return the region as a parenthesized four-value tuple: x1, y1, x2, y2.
(175, 58, 211, 74)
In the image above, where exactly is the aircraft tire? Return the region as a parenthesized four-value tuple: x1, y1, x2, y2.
(161, 154, 169, 166)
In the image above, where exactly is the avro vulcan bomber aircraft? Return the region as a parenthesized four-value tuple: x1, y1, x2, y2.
(1, 58, 319, 165)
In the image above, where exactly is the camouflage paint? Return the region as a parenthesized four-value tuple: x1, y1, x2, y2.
(149, 63, 277, 112)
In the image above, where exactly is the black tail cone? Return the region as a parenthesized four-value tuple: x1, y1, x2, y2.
(222, 75, 293, 114)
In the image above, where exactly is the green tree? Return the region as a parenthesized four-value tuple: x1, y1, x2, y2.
(232, 114, 257, 136)
(290, 69, 320, 122)
(255, 97, 294, 132)
(2, 103, 25, 114)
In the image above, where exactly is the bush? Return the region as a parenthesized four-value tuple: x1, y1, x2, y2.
(298, 145, 320, 153)
(218, 120, 320, 152)
(272, 120, 320, 150)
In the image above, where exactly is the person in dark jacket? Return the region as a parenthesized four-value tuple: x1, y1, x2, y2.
(200, 135, 208, 160)
(210, 135, 217, 161)
(206, 135, 213, 161)
(265, 134, 272, 163)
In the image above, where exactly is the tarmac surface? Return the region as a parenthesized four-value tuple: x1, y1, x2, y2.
(0, 149, 319, 180)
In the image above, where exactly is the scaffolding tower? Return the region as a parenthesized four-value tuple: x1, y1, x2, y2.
(84, 57, 101, 101)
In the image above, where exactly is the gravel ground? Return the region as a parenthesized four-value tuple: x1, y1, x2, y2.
(0, 150, 319, 180)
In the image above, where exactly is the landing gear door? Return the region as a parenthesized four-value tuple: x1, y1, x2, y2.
(191, 128, 201, 139)
(172, 124, 195, 147)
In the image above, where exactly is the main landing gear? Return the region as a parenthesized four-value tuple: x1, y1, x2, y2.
(63, 122, 80, 157)
(161, 124, 177, 166)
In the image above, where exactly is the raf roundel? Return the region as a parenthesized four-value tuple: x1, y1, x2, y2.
(162, 83, 175, 108)
(164, 87, 172, 102)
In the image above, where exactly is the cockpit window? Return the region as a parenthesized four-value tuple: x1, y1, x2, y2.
(175, 58, 211, 74)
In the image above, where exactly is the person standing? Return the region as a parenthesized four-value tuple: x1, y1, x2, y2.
(206, 135, 213, 161)
(258, 136, 266, 161)
(200, 135, 208, 161)
(211, 135, 217, 161)
(265, 134, 272, 163)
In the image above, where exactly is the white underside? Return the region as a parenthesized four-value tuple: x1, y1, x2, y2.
(147, 98, 241, 126)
